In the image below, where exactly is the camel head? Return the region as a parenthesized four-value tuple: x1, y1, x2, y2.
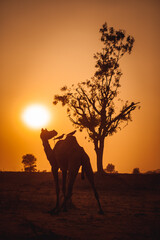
(40, 128, 58, 141)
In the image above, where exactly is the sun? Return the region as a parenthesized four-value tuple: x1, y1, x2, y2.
(21, 104, 51, 129)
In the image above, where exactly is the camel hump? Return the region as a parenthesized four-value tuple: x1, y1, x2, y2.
(65, 135, 79, 147)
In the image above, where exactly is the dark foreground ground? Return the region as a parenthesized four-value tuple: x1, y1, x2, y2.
(0, 172, 160, 240)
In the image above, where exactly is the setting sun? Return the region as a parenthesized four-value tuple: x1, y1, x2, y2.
(21, 104, 51, 129)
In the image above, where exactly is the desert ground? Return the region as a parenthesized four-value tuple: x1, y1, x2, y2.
(0, 172, 160, 240)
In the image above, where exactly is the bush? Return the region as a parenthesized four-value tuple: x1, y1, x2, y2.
(132, 168, 140, 174)
(105, 163, 115, 173)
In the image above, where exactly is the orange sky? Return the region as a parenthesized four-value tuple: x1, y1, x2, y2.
(0, 0, 160, 173)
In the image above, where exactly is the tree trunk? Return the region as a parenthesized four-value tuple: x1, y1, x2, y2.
(95, 138, 105, 173)
(96, 149, 103, 172)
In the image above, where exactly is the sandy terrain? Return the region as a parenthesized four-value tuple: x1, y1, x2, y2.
(0, 172, 160, 240)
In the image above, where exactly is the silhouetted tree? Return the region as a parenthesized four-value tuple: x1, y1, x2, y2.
(132, 168, 140, 174)
(106, 163, 115, 173)
(22, 154, 37, 172)
(53, 23, 140, 173)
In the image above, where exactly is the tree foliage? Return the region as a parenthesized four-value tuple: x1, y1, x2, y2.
(53, 23, 140, 172)
(22, 154, 37, 172)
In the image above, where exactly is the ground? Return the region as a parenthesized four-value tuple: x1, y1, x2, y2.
(0, 172, 160, 240)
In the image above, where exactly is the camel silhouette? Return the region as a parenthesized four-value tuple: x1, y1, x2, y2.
(40, 128, 103, 214)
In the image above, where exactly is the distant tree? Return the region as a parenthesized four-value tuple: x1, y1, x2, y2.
(22, 154, 37, 172)
(105, 163, 115, 173)
(53, 22, 140, 173)
(132, 168, 140, 174)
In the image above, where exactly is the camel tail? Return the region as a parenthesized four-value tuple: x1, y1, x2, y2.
(81, 165, 85, 180)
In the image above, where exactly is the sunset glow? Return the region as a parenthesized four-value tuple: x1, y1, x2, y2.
(21, 104, 50, 129)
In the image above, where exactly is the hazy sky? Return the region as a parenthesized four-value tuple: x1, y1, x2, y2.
(1, 0, 160, 173)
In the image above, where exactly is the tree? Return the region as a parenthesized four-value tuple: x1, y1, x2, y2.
(105, 163, 115, 173)
(22, 154, 37, 172)
(132, 168, 140, 174)
(53, 23, 140, 173)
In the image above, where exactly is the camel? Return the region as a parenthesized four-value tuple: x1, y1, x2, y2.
(40, 128, 103, 214)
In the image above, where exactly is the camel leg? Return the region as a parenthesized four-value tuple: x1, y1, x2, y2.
(82, 152, 104, 214)
(62, 170, 67, 198)
(49, 167, 60, 215)
(62, 169, 79, 212)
